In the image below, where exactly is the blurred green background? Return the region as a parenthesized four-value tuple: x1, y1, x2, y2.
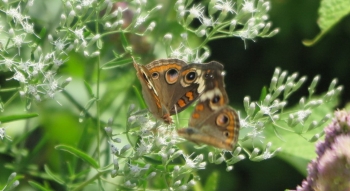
(0, 0, 349, 190)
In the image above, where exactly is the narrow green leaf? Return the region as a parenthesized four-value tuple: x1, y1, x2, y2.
(83, 80, 94, 98)
(120, 32, 129, 50)
(38, 27, 47, 39)
(203, 171, 219, 191)
(112, 50, 120, 58)
(55, 145, 99, 169)
(99, 163, 114, 172)
(0, 113, 38, 123)
(133, 85, 146, 109)
(28, 181, 52, 191)
(31, 51, 35, 60)
(44, 165, 64, 184)
(34, 27, 47, 45)
(143, 155, 163, 165)
(101, 58, 133, 70)
(259, 86, 267, 102)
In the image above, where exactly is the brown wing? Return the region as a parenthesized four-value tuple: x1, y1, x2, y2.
(177, 65, 239, 150)
(177, 106, 240, 150)
(169, 61, 225, 114)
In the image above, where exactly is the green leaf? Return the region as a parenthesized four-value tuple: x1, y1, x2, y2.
(133, 85, 147, 109)
(55, 145, 99, 169)
(265, 95, 338, 161)
(259, 86, 267, 102)
(143, 155, 163, 165)
(28, 181, 53, 191)
(35, 27, 47, 45)
(303, 0, 350, 46)
(44, 165, 64, 184)
(101, 58, 133, 70)
(97, 38, 103, 49)
(203, 171, 219, 191)
(120, 32, 130, 50)
(0, 113, 38, 123)
(83, 80, 94, 98)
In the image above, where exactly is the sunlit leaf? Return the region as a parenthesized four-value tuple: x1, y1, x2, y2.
(303, 0, 350, 46)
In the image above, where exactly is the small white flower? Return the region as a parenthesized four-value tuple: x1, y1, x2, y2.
(262, 150, 273, 159)
(6, 5, 28, 24)
(53, 58, 65, 68)
(214, 0, 236, 14)
(19, 60, 31, 73)
(184, 47, 193, 56)
(136, 139, 151, 156)
(189, 4, 204, 18)
(124, 180, 136, 188)
(73, 27, 86, 41)
(135, 14, 149, 27)
(247, 128, 265, 142)
(146, 21, 156, 31)
(79, 0, 96, 7)
(155, 136, 167, 147)
(27, 84, 38, 95)
(200, 16, 214, 27)
(242, 0, 256, 13)
(184, 154, 206, 169)
(0, 127, 5, 140)
(239, 116, 255, 128)
(53, 38, 67, 51)
(295, 110, 312, 124)
(0, 57, 17, 71)
(170, 48, 183, 58)
(12, 69, 27, 83)
(12, 34, 25, 48)
(44, 52, 55, 61)
(21, 22, 35, 34)
(109, 142, 118, 155)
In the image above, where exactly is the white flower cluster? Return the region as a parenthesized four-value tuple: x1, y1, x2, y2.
(105, 105, 204, 190)
(165, 0, 278, 62)
(0, 2, 72, 108)
(0, 0, 161, 109)
(238, 68, 342, 160)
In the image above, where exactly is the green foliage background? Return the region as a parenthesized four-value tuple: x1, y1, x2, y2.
(0, 0, 349, 190)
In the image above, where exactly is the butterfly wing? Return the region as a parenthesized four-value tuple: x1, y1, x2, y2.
(134, 61, 173, 122)
(177, 65, 239, 150)
(178, 106, 240, 150)
(169, 61, 225, 114)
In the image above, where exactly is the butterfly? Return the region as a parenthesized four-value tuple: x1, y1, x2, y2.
(134, 58, 224, 124)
